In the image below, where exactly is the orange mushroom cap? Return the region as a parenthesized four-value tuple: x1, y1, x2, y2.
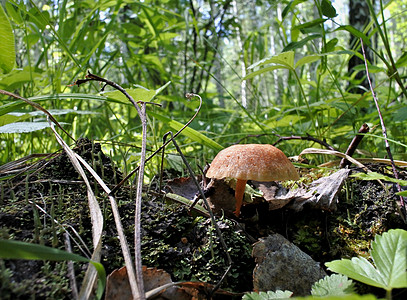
(206, 144, 299, 182)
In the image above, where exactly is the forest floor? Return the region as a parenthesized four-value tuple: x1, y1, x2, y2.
(0, 139, 406, 299)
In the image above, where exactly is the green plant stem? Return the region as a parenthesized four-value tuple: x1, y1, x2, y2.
(292, 70, 319, 138)
(386, 289, 392, 300)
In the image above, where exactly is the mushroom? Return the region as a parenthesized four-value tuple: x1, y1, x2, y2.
(206, 144, 299, 216)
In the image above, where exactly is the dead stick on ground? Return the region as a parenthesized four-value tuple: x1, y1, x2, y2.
(360, 38, 406, 222)
(339, 123, 370, 168)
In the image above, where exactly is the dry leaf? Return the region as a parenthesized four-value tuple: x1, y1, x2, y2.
(106, 266, 189, 300)
(276, 169, 351, 211)
(105, 266, 242, 300)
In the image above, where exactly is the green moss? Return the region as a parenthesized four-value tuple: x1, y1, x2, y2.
(0, 260, 70, 300)
(139, 201, 255, 292)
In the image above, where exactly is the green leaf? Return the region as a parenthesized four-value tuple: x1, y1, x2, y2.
(0, 113, 32, 126)
(293, 18, 327, 32)
(104, 88, 155, 104)
(321, 0, 337, 18)
(370, 229, 407, 289)
(292, 295, 377, 300)
(325, 38, 338, 52)
(283, 35, 321, 52)
(0, 239, 106, 299)
(326, 229, 407, 291)
(335, 25, 371, 47)
(148, 111, 223, 152)
(0, 68, 42, 89)
(311, 274, 356, 297)
(393, 106, 407, 122)
(244, 65, 291, 80)
(0, 93, 108, 118)
(326, 257, 390, 290)
(281, 1, 294, 19)
(247, 51, 295, 70)
(351, 64, 386, 73)
(268, 114, 306, 127)
(395, 51, 407, 68)
(295, 55, 321, 68)
(350, 172, 407, 186)
(0, 122, 51, 133)
(0, 109, 97, 126)
(361, 133, 407, 149)
(0, 5, 16, 73)
(103, 81, 171, 104)
(5, 2, 24, 25)
(281, 0, 307, 20)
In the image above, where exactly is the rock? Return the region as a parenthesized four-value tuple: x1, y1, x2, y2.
(252, 233, 326, 296)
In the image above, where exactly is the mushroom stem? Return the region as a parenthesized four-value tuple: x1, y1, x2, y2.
(234, 179, 247, 216)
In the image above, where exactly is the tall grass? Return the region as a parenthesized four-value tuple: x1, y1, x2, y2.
(1, 0, 406, 178)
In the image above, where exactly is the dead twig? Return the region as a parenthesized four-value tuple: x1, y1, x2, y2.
(339, 123, 370, 168)
(234, 133, 335, 151)
(273, 134, 336, 150)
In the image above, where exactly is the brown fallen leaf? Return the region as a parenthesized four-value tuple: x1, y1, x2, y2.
(105, 266, 242, 299)
(105, 266, 189, 300)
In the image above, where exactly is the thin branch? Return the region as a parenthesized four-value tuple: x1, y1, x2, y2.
(74, 71, 142, 114)
(339, 123, 370, 168)
(360, 38, 406, 221)
(273, 134, 336, 150)
(109, 93, 203, 195)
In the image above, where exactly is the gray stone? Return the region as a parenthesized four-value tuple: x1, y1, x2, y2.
(252, 233, 326, 296)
